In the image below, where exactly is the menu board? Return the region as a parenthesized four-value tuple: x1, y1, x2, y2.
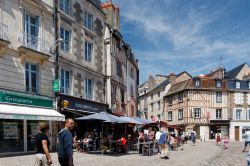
(3, 122, 18, 139)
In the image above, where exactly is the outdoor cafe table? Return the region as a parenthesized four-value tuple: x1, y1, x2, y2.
(139, 141, 154, 156)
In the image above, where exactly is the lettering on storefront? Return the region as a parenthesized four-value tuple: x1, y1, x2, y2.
(58, 94, 108, 113)
(12, 114, 38, 120)
(0, 90, 53, 108)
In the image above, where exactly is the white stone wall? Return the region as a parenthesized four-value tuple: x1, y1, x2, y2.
(230, 121, 250, 141)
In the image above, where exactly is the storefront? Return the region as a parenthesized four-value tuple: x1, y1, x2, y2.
(209, 120, 229, 139)
(0, 90, 64, 155)
(56, 93, 109, 138)
(230, 122, 250, 141)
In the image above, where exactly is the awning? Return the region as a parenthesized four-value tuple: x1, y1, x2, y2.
(0, 103, 65, 121)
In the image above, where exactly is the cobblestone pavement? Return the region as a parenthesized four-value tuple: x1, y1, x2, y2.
(0, 141, 248, 166)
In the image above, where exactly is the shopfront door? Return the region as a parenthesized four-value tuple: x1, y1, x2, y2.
(235, 126, 239, 141)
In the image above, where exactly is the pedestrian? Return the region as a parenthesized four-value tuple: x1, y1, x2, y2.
(223, 134, 229, 149)
(34, 122, 52, 166)
(158, 131, 169, 159)
(242, 129, 250, 152)
(215, 132, 221, 146)
(191, 131, 196, 145)
(57, 118, 75, 166)
(247, 151, 250, 166)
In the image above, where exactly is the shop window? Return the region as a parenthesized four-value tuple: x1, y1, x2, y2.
(0, 120, 24, 153)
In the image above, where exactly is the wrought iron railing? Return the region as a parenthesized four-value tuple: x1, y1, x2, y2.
(18, 33, 51, 55)
(0, 23, 8, 41)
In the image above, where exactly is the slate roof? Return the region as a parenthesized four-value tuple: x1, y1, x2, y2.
(225, 63, 248, 79)
(227, 80, 250, 91)
(166, 79, 190, 96)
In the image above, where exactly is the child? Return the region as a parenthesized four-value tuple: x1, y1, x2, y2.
(223, 135, 229, 149)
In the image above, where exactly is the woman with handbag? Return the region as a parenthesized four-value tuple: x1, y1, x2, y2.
(34, 122, 52, 166)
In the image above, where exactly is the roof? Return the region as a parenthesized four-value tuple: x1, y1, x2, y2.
(225, 63, 248, 79)
(227, 80, 250, 91)
(148, 79, 170, 94)
(166, 79, 190, 96)
(176, 71, 192, 78)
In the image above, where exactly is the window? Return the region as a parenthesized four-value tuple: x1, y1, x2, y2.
(168, 112, 173, 121)
(60, 27, 70, 52)
(158, 91, 160, 97)
(236, 109, 241, 120)
(178, 93, 183, 103)
(84, 11, 93, 31)
(236, 81, 240, 89)
(60, 0, 71, 15)
(116, 60, 122, 77)
(144, 89, 147, 94)
(61, 69, 70, 94)
(216, 80, 222, 88)
(130, 85, 134, 97)
(216, 92, 222, 103)
(193, 108, 201, 118)
(85, 79, 93, 100)
(151, 94, 153, 100)
(178, 109, 183, 120)
(194, 79, 200, 87)
(157, 114, 161, 120)
(25, 63, 38, 93)
(24, 12, 39, 48)
(248, 82, 250, 90)
(216, 109, 222, 119)
(121, 89, 125, 103)
(248, 109, 250, 120)
(151, 103, 153, 112)
(130, 67, 134, 79)
(158, 101, 160, 110)
(168, 97, 173, 106)
(85, 41, 92, 62)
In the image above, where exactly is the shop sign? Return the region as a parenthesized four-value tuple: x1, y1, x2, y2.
(0, 90, 53, 108)
(58, 94, 108, 113)
(3, 122, 18, 139)
(12, 114, 38, 120)
(52, 79, 60, 92)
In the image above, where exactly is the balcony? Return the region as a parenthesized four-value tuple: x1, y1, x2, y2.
(0, 23, 10, 55)
(18, 33, 51, 63)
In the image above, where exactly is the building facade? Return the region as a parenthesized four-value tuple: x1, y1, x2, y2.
(138, 72, 191, 122)
(102, 1, 139, 116)
(164, 76, 228, 141)
(0, 0, 64, 155)
(226, 63, 250, 141)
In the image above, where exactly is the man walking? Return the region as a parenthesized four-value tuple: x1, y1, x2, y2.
(57, 118, 75, 166)
(243, 129, 250, 152)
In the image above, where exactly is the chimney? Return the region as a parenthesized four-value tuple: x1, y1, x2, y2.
(168, 73, 177, 84)
(148, 75, 155, 90)
(101, 0, 120, 31)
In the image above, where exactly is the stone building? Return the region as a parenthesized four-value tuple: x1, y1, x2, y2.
(0, 0, 64, 155)
(138, 72, 191, 121)
(226, 63, 250, 141)
(102, 1, 139, 116)
(0, 0, 109, 155)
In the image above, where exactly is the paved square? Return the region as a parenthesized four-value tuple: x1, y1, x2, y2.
(0, 142, 248, 166)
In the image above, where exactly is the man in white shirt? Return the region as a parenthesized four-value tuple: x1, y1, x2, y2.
(243, 129, 250, 152)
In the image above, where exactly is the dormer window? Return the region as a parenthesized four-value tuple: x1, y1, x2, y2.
(216, 80, 222, 88)
(236, 81, 240, 89)
(194, 79, 200, 87)
(248, 81, 250, 89)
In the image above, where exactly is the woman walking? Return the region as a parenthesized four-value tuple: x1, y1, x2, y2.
(34, 122, 52, 166)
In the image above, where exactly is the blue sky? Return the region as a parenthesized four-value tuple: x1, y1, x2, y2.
(111, 0, 250, 84)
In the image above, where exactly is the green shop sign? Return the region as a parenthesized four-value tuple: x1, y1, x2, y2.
(0, 90, 53, 108)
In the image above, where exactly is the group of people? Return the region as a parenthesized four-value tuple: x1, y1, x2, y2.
(215, 132, 229, 149)
(34, 118, 75, 166)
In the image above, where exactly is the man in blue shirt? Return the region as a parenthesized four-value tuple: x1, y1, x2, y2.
(158, 131, 169, 159)
(57, 118, 75, 166)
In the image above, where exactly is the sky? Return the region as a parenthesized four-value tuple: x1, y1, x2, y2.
(110, 0, 250, 84)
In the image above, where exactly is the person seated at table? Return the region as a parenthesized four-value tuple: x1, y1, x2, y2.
(148, 130, 155, 142)
(117, 135, 127, 153)
(100, 137, 110, 154)
(82, 135, 94, 152)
